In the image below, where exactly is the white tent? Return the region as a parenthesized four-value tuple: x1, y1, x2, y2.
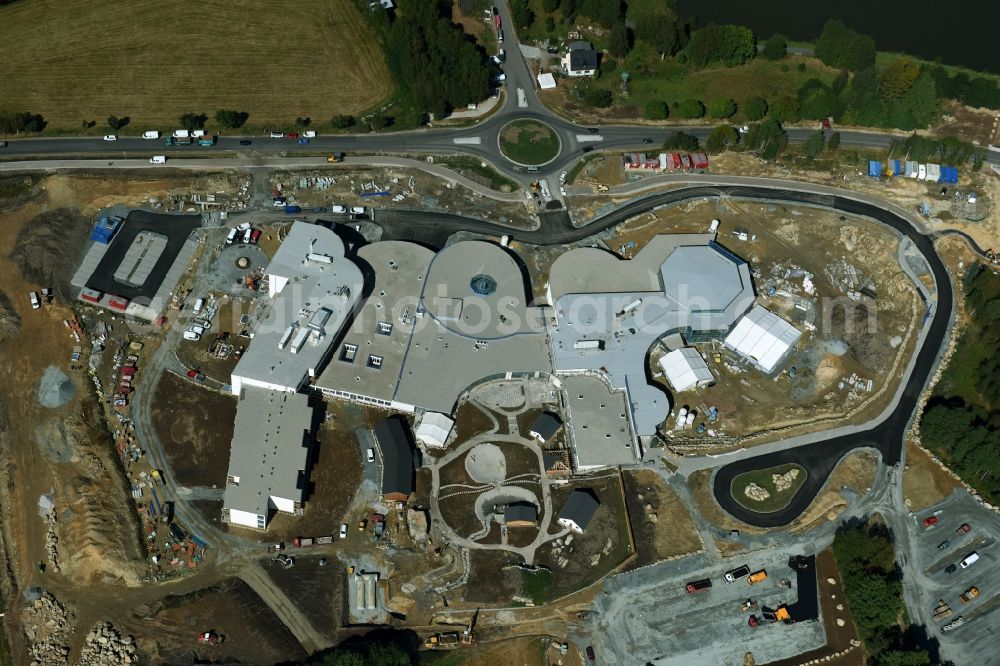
(658, 347, 714, 392)
(724, 305, 802, 374)
(537, 73, 557, 90)
(415, 412, 454, 448)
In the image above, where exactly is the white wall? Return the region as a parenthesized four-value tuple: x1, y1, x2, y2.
(230, 374, 302, 397)
(271, 495, 297, 514)
(268, 274, 289, 298)
(227, 507, 265, 530)
(557, 517, 582, 533)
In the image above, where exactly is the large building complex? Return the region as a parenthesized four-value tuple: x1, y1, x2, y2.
(230, 222, 363, 395)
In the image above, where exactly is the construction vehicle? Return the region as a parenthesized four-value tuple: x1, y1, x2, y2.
(198, 631, 224, 645)
(358, 518, 368, 531)
(751, 605, 791, 628)
(985, 248, 998, 265)
(961, 587, 980, 603)
(685, 578, 712, 594)
(725, 565, 751, 583)
(291, 536, 334, 547)
(740, 599, 758, 612)
(943, 617, 965, 632)
(273, 553, 294, 569)
(933, 600, 954, 621)
(747, 570, 767, 585)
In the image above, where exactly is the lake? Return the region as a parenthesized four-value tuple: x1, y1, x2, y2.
(673, 0, 1000, 75)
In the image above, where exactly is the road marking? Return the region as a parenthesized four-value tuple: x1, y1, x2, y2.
(452, 137, 482, 145)
(517, 88, 527, 108)
(576, 135, 604, 142)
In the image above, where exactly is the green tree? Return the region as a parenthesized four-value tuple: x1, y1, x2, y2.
(559, 0, 576, 21)
(798, 80, 836, 120)
(215, 109, 249, 129)
(330, 114, 355, 129)
(510, 0, 534, 29)
(705, 125, 738, 153)
(608, 21, 630, 58)
(761, 34, 787, 60)
(542, 0, 559, 12)
(708, 97, 736, 118)
(106, 115, 120, 131)
(582, 87, 613, 107)
(815, 19, 875, 72)
(178, 112, 208, 131)
(545, 16, 555, 33)
(295, 116, 311, 128)
(644, 101, 668, 120)
(803, 130, 826, 159)
(745, 118, 786, 159)
(577, 0, 621, 27)
(831, 67, 850, 95)
(685, 24, 756, 68)
(879, 60, 920, 102)
(634, 11, 685, 58)
(663, 131, 700, 151)
(826, 131, 841, 151)
(676, 98, 705, 118)
(743, 95, 768, 121)
(771, 96, 800, 123)
(368, 114, 391, 131)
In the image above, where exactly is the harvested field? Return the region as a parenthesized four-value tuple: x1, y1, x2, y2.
(124, 579, 307, 664)
(0, 0, 392, 130)
(623, 470, 702, 567)
(151, 373, 236, 488)
(263, 554, 343, 636)
(903, 440, 963, 511)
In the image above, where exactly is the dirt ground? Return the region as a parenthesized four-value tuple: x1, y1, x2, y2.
(687, 470, 768, 536)
(122, 578, 307, 664)
(623, 470, 702, 568)
(464, 550, 523, 604)
(423, 635, 549, 666)
(263, 554, 344, 637)
(903, 440, 964, 511)
(535, 475, 633, 600)
(152, 373, 237, 488)
(452, 401, 499, 443)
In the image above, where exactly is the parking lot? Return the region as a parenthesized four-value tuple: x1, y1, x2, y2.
(905, 491, 1000, 664)
(580, 549, 825, 665)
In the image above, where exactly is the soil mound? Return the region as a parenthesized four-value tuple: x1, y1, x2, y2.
(0, 289, 20, 343)
(10, 208, 91, 301)
(38, 366, 76, 408)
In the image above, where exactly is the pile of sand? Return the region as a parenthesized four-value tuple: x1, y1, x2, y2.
(37, 366, 75, 408)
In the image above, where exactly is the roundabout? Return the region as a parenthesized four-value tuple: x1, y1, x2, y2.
(498, 119, 560, 166)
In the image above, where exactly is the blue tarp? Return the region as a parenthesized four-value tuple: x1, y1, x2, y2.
(360, 190, 390, 198)
(941, 166, 959, 184)
(89, 217, 121, 244)
(892, 160, 903, 176)
(868, 161, 883, 177)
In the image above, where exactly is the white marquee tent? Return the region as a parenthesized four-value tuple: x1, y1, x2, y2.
(658, 347, 714, 392)
(723, 305, 802, 374)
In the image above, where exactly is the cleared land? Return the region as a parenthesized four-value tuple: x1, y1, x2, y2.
(731, 463, 808, 513)
(903, 441, 963, 511)
(0, 0, 392, 130)
(623, 470, 702, 567)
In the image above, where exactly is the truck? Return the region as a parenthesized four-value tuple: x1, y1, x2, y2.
(725, 565, 751, 583)
(747, 570, 768, 585)
(685, 578, 712, 594)
(291, 536, 334, 547)
(960, 587, 980, 603)
(151, 470, 165, 486)
(29, 292, 41, 309)
(172, 129, 190, 138)
(142, 131, 160, 139)
(197, 135, 217, 146)
(933, 600, 954, 621)
(165, 136, 192, 146)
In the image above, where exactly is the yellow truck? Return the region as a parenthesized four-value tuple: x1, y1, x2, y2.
(748, 569, 768, 585)
(960, 587, 980, 604)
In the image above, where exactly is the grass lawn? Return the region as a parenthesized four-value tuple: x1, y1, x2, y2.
(731, 463, 808, 513)
(520, 568, 553, 605)
(435, 156, 520, 192)
(499, 120, 560, 165)
(0, 0, 392, 132)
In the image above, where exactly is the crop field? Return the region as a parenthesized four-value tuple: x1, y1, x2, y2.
(0, 0, 392, 130)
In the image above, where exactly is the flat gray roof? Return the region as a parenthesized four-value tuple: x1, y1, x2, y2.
(223, 388, 313, 517)
(562, 374, 637, 470)
(549, 237, 754, 436)
(113, 231, 167, 287)
(232, 222, 363, 393)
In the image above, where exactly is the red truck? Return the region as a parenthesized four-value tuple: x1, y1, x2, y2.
(292, 536, 334, 547)
(685, 578, 712, 594)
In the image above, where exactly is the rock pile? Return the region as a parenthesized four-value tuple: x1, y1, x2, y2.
(78, 622, 138, 665)
(22, 593, 75, 666)
(773, 468, 800, 493)
(44, 512, 60, 573)
(744, 483, 770, 502)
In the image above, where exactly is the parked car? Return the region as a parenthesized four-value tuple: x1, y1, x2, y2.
(498, 48, 506, 63)
(498, 29, 504, 42)
(103, 134, 117, 141)
(559, 170, 568, 183)
(961, 552, 980, 569)
(938, 539, 951, 550)
(297, 138, 309, 144)
(303, 130, 317, 138)
(923, 516, 938, 527)
(956, 523, 972, 536)
(250, 229, 261, 244)
(142, 131, 160, 139)
(287, 132, 299, 139)
(242, 228, 252, 244)
(226, 228, 238, 244)
(149, 156, 166, 164)
(269, 131, 284, 138)
(183, 327, 203, 341)
(239, 139, 252, 146)
(331, 205, 347, 214)
(586, 646, 595, 662)
(587, 127, 600, 134)
(339, 523, 348, 539)
(366, 448, 375, 463)
(273, 199, 286, 207)
(350, 206, 366, 214)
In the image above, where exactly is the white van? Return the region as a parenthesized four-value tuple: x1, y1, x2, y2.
(172, 129, 190, 138)
(183, 327, 203, 341)
(331, 205, 347, 214)
(192, 298, 205, 315)
(366, 448, 375, 463)
(242, 228, 252, 244)
(303, 131, 317, 138)
(350, 206, 366, 214)
(29, 291, 41, 309)
(149, 155, 166, 164)
(191, 130, 206, 138)
(142, 131, 160, 139)
(961, 552, 980, 568)
(225, 228, 238, 244)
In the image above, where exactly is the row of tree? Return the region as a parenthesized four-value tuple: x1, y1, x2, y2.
(921, 266, 1000, 503)
(832, 521, 934, 666)
(0, 111, 45, 134)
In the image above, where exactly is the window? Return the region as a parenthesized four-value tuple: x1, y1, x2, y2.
(340, 343, 358, 363)
(377, 321, 393, 335)
(367, 354, 383, 369)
